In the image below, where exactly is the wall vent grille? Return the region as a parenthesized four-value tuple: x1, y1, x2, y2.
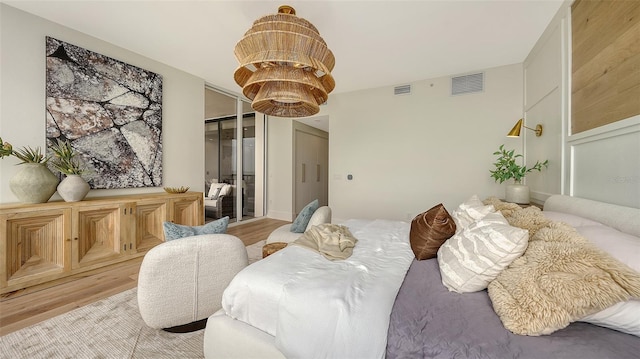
(451, 72, 484, 95)
(394, 84, 411, 95)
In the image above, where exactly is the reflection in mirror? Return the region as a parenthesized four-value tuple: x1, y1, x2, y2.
(204, 87, 257, 223)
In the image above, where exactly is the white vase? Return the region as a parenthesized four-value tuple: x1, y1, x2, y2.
(57, 174, 90, 202)
(9, 163, 59, 203)
(505, 182, 530, 204)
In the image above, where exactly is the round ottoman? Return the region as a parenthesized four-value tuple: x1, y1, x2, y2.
(262, 242, 288, 258)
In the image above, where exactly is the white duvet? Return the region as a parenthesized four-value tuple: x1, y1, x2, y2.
(222, 219, 414, 359)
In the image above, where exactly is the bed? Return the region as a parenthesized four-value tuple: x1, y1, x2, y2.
(203, 194, 640, 358)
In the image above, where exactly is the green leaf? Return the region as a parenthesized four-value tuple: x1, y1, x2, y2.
(489, 145, 547, 183)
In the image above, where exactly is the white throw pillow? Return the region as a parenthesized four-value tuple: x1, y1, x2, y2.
(576, 225, 640, 271)
(208, 183, 225, 198)
(581, 300, 640, 337)
(306, 206, 332, 230)
(576, 225, 640, 336)
(437, 211, 529, 293)
(451, 195, 495, 232)
(220, 184, 233, 196)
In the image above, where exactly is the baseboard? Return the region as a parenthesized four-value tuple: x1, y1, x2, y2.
(267, 210, 293, 221)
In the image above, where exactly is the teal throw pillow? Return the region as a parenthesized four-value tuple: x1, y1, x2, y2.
(163, 216, 230, 241)
(290, 199, 319, 233)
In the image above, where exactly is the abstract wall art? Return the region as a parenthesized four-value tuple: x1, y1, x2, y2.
(45, 37, 163, 189)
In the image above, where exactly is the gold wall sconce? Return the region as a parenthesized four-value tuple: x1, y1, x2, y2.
(507, 118, 543, 137)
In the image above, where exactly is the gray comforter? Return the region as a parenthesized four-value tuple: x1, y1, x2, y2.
(386, 258, 640, 359)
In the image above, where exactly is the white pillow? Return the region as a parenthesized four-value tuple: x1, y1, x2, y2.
(451, 195, 495, 232)
(306, 206, 332, 230)
(577, 225, 640, 271)
(208, 183, 225, 198)
(581, 301, 640, 337)
(220, 184, 233, 196)
(437, 211, 529, 293)
(542, 211, 604, 228)
(575, 225, 640, 336)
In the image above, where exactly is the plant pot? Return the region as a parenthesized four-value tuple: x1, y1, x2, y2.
(505, 182, 530, 204)
(9, 163, 59, 203)
(57, 174, 90, 202)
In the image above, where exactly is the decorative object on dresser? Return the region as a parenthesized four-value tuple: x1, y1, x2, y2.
(490, 144, 548, 204)
(163, 186, 190, 194)
(49, 139, 90, 202)
(0, 137, 59, 203)
(0, 192, 203, 295)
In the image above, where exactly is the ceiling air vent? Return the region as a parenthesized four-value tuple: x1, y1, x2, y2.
(451, 72, 484, 95)
(394, 84, 411, 96)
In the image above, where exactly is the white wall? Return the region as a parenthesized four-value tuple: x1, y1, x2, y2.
(266, 118, 294, 220)
(325, 64, 525, 223)
(523, 1, 570, 204)
(0, 4, 205, 203)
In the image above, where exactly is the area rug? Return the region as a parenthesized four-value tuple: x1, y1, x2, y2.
(0, 241, 266, 358)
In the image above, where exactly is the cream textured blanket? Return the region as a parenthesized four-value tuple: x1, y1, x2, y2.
(293, 223, 358, 260)
(484, 200, 640, 336)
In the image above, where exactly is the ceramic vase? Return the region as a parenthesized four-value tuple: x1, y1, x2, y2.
(57, 174, 90, 202)
(9, 163, 59, 203)
(505, 181, 530, 204)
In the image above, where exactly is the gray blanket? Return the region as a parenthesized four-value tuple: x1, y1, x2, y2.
(386, 259, 640, 359)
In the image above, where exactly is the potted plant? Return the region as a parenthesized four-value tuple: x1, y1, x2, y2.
(1, 136, 59, 203)
(49, 139, 90, 202)
(490, 144, 548, 204)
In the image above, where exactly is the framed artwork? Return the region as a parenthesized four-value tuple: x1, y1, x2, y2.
(45, 36, 163, 189)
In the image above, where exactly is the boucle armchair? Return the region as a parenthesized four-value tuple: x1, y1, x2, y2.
(137, 234, 248, 330)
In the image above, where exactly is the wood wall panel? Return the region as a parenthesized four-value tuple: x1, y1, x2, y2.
(571, 0, 640, 134)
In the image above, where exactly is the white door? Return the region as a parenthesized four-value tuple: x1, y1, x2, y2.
(294, 125, 328, 217)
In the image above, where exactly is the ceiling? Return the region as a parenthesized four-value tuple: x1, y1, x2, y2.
(4, 0, 564, 127)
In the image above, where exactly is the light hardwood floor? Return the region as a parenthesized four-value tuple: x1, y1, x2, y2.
(0, 217, 289, 336)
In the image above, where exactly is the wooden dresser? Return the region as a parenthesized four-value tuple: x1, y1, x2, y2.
(0, 192, 203, 294)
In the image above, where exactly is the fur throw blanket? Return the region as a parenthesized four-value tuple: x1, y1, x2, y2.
(483, 198, 640, 336)
(293, 224, 358, 261)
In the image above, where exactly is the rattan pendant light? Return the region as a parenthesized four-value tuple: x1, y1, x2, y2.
(234, 5, 335, 117)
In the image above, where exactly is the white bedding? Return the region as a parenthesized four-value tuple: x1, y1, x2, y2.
(221, 219, 414, 359)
